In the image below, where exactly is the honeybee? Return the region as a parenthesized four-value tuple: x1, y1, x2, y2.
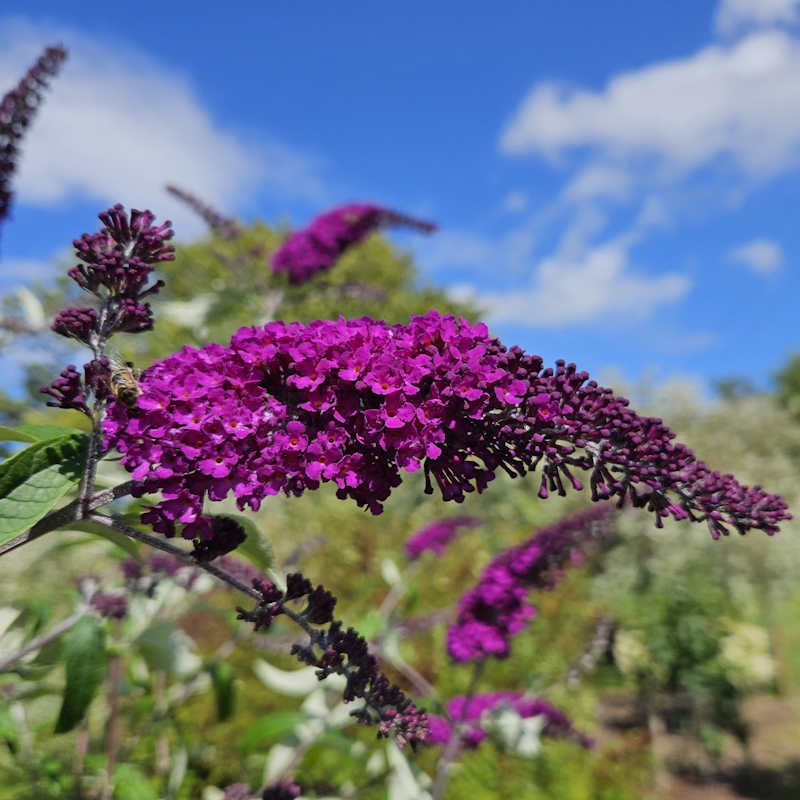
(109, 358, 142, 408)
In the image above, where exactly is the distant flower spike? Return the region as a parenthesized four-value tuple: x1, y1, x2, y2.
(165, 183, 241, 240)
(428, 692, 592, 750)
(0, 45, 67, 230)
(405, 516, 481, 560)
(103, 312, 790, 541)
(447, 504, 615, 662)
(272, 202, 437, 284)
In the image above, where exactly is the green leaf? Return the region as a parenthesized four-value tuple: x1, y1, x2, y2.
(0, 705, 18, 752)
(0, 424, 84, 444)
(239, 711, 306, 752)
(0, 433, 89, 546)
(352, 608, 385, 641)
(208, 661, 236, 721)
(134, 620, 198, 675)
(113, 763, 159, 800)
(54, 615, 107, 733)
(212, 512, 274, 571)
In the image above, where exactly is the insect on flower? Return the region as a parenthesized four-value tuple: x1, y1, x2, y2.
(109, 358, 142, 408)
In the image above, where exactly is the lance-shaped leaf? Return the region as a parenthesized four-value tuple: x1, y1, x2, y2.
(54, 614, 107, 733)
(208, 661, 236, 721)
(0, 432, 88, 546)
(0, 424, 85, 443)
(214, 512, 275, 571)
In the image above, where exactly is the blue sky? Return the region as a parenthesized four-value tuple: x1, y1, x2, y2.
(2, 0, 799, 397)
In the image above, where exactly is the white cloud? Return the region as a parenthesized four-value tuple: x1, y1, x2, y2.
(500, 30, 800, 179)
(715, 0, 800, 36)
(0, 19, 324, 238)
(562, 165, 631, 202)
(727, 237, 784, 272)
(478, 235, 690, 327)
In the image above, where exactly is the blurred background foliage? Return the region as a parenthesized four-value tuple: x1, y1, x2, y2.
(1, 210, 799, 798)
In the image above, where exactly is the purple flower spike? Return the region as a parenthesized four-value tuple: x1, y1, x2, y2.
(447, 505, 615, 662)
(428, 691, 592, 750)
(103, 311, 789, 541)
(405, 516, 481, 560)
(272, 203, 437, 284)
(166, 184, 241, 240)
(237, 572, 429, 748)
(69, 204, 173, 302)
(0, 45, 67, 229)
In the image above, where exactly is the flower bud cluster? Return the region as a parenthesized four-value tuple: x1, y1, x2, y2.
(0, 45, 67, 227)
(44, 206, 173, 413)
(271, 203, 436, 284)
(60, 204, 174, 344)
(237, 573, 429, 749)
(166, 184, 242, 240)
(447, 505, 615, 662)
(428, 692, 592, 750)
(103, 311, 790, 540)
(404, 516, 481, 560)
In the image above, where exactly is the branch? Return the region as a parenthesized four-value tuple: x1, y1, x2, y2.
(0, 481, 138, 558)
(0, 607, 85, 673)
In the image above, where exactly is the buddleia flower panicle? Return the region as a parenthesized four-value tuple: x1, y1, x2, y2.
(427, 692, 592, 750)
(236, 572, 429, 748)
(271, 202, 437, 284)
(405, 516, 481, 560)
(447, 504, 615, 662)
(0, 44, 67, 230)
(165, 183, 242, 240)
(103, 311, 790, 541)
(43, 205, 173, 413)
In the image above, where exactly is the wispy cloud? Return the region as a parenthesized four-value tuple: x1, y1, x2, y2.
(715, 0, 800, 36)
(500, 30, 800, 180)
(727, 237, 784, 273)
(0, 18, 325, 238)
(477, 232, 690, 328)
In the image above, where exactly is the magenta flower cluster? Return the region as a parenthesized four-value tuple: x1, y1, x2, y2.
(404, 516, 481, 560)
(427, 692, 592, 750)
(103, 311, 789, 541)
(0, 44, 66, 229)
(271, 202, 436, 284)
(447, 505, 615, 662)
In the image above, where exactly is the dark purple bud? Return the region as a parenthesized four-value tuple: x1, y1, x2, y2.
(261, 780, 301, 800)
(51, 306, 98, 344)
(90, 590, 128, 619)
(41, 364, 89, 416)
(191, 516, 247, 562)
